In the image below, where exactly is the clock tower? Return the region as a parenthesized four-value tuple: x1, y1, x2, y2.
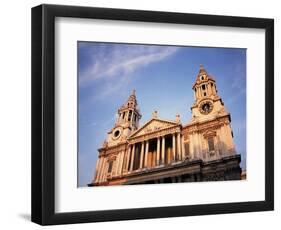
(191, 64, 228, 122)
(106, 90, 142, 147)
(185, 65, 236, 160)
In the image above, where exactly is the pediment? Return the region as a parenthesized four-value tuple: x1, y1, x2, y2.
(203, 130, 217, 138)
(129, 118, 179, 139)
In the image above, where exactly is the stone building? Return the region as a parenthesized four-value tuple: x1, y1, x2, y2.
(88, 65, 242, 186)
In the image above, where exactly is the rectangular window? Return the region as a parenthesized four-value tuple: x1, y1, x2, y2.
(208, 137, 215, 151)
(108, 161, 113, 173)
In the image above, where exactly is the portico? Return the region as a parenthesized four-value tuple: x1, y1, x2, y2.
(124, 118, 185, 173)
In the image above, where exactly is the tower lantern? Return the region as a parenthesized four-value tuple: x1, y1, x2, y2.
(192, 64, 217, 101)
(106, 90, 142, 147)
(116, 89, 141, 129)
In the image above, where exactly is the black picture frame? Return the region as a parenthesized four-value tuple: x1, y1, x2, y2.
(31, 4, 274, 225)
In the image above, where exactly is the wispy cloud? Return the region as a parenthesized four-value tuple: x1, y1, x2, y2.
(79, 44, 179, 90)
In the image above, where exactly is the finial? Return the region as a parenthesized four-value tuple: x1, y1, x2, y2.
(132, 89, 136, 96)
(152, 110, 158, 119)
(199, 64, 207, 75)
(175, 113, 181, 123)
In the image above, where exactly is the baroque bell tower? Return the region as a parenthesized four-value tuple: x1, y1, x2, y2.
(191, 64, 228, 122)
(106, 90, 142, 147)
(186, 65, 236, 160)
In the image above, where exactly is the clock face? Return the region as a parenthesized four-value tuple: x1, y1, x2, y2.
(199, 101, 213, 115)
(112, 128, 122, 140)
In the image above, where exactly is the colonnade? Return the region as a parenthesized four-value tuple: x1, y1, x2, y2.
(95, 132, 188, 183)
(124, 132, 186, 173)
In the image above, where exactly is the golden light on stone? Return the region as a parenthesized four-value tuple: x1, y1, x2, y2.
(89, 65, 242, 186)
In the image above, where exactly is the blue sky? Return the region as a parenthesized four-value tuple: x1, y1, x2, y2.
(78, 42, 246, 187)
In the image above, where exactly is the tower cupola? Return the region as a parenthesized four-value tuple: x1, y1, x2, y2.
(192, 64, 217, 101)
(116, 90, 142, 130)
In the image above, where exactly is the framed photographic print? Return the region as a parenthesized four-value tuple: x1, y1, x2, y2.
(31, 4, 274, 225)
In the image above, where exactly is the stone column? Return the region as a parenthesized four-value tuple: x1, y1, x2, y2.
(212, 84, 216, 95)
(100, 158, 107, 182)
(118, 151, 125, 175)
(181, 135, 185, 160)
(172, 133, 176, 161)
(124, 111, 128, 122)
(115, 154, 120, 176)
(130, 144, 135, 171)
(131, 112, 134, 126)
(205, 83, 211, 95)
(140, 142, 144, 168)
(98, 157, 105, 182)
(192, 133, 198, 159)
(177, 132, 181, 161)
(195, 133, 201, 159)
(190, 134, 194, 159)
(125, 145, 131, 172)
(116, 152, 121, 175)
(161, 136, 165, 164)
(100, 158, 106, 182)
(103, 161, 109, 182)
(157, 137, 160, 165)
(144, 141, 149, 168)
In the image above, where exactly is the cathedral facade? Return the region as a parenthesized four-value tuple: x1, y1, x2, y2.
(89, 65, 242, 186)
